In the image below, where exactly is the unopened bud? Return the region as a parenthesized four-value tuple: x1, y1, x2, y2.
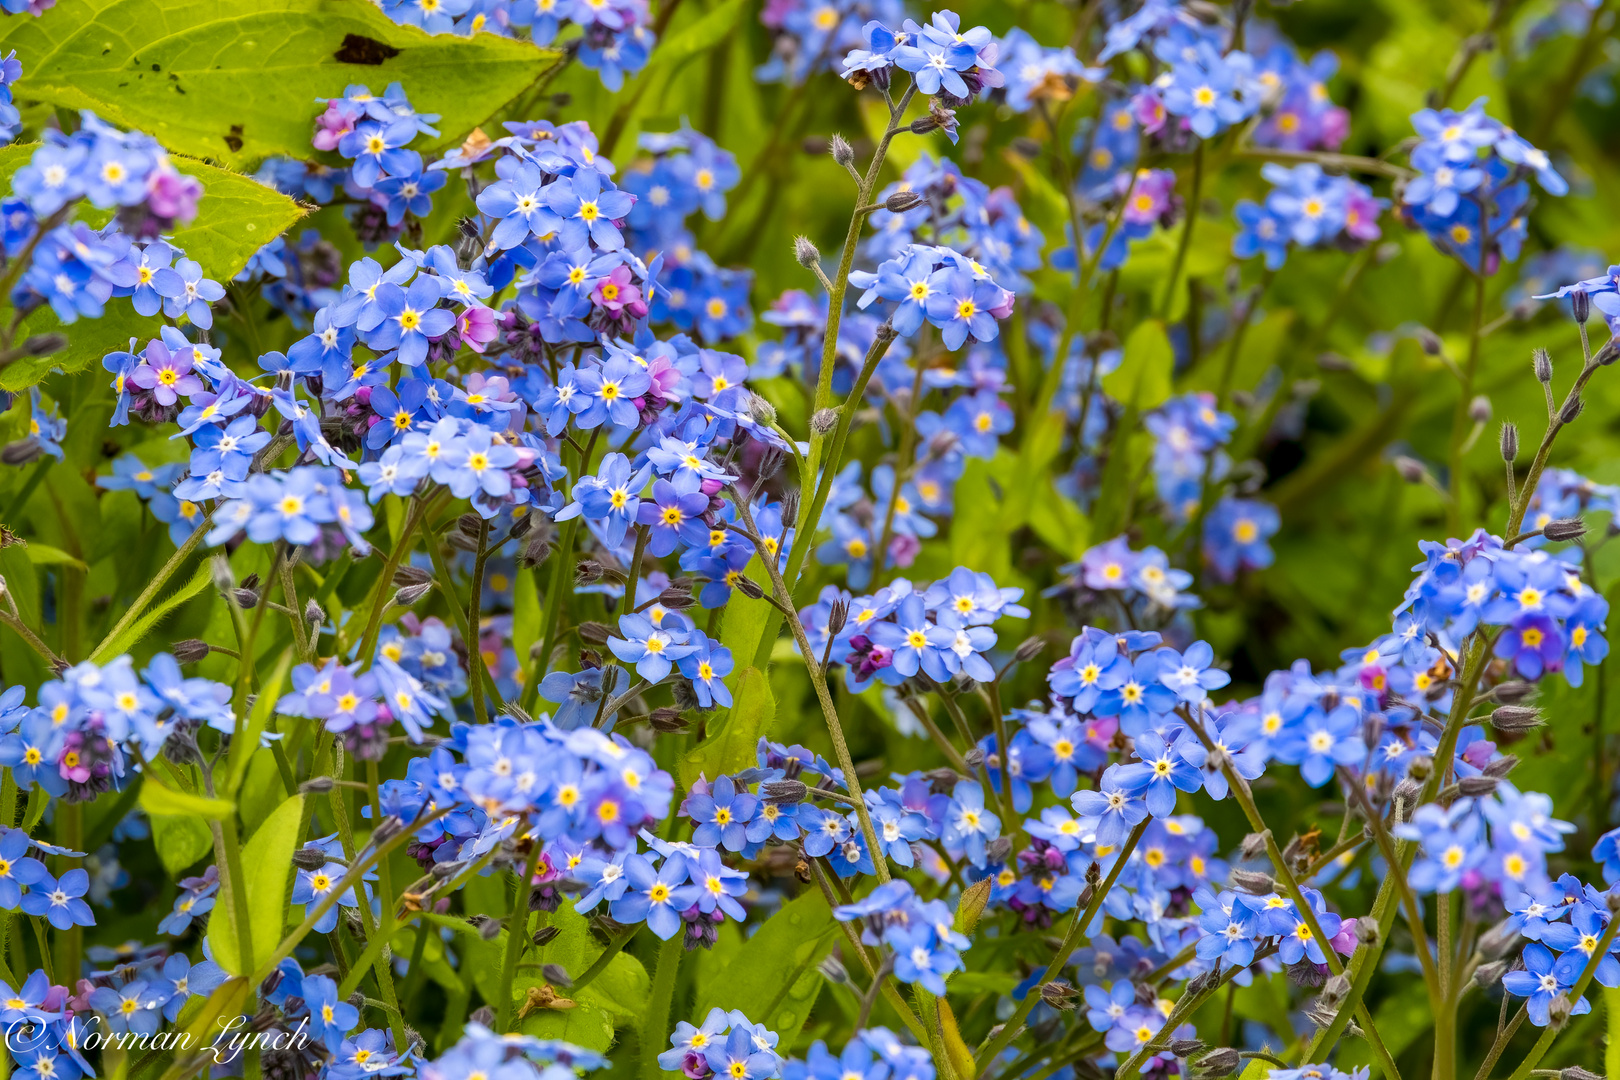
(541, 963, 571, 987)
(1544, 517, 1587, 542)
(885, 190, 924, 213)
(1356, 919, 1380, 946)
(985, 836, 1013, 865)
(393, 582, 434, 607)
(305, 599, 325, 627)
(1572, 291, 1591, 325)
(827, 598, 849, 636)
(1230, 869, 1275, 895)
(23, 333, 66, 357)
(1548, 993, 1573, 1028)
(469, 1006, 495, 1027)
(1457, 775, 1499, 797)
(394, 565, 432, 587)
(1014, 637, 1047, 663)
(794, 235, 821, 269)
(818, 955, 850, 985)
(1534, 348, 1554, 384)
(964, 747, 987, 770)
(292, 844, 331, 869)
(575, 559, 604, 585)
(810, 408, 839, 435)
(829, 134, 855, 169)
(1473, 959, 1509, 987)
(532, 926, 562, 947)
(519, 534, 553, 568)
(1468, 395, 1491, 424)
(761, 779, 809, 805)
(1607, 888, 1620, 914)
(648, 707, 688, 733)
(1408, 755, 1433, 780)
(909, 116, 940, 134)
(1561, 1068, 1601, 1080)
(1500, 422, 1519, 461)
(457, 513, 483, 537)
(299, 774, 338, 797)
(1195, 1048, 1240, 1077)
(1040, 981, 1078, 1010)
(1599, 335, 1620, 366)
(735, 575, 765, 600)
(1494, 680, 1535, 703)
(1490, 705, 1544, 733)
(1239, 831, 1271, 861)
(1483, 754, 1519, 778)
(1168, 1039, 1205, 1057)
(748, 393, 778, 427)
(1319, 974, 1351, 1006)
(233, 587, 260, 609)
(1416, 328, 1442, 355)
(431, 860, 467, 880)
(172, 639, 211, 664)
(1394, 455, 1428, 484)
(499, 702, 534, 724)
(372, 816, 405, 846)
(577, 622, 611, 646)
(1560, 395, 1585, 424)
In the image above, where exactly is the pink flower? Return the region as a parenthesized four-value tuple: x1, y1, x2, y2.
(591, 265, 643, 315)
(312, 102, 356, 152)
(145, 166, 203, 224)
(457, 306, 498, 352)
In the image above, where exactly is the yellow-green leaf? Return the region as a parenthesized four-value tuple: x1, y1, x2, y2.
(680, 666, 773, 791)
(140, 774, 235, 821)
(208, 793, 305, 975)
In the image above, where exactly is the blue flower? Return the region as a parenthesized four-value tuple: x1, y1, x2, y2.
(1504, 942, 1592, 1027)
(1073, 765, 1149, 846)
(610, 852, 699, 940)
(608, 612, 697, 682)
(941, 781, 1000, 865)
(1156, 641, 1230, 703)
(21, 868, 95, 929)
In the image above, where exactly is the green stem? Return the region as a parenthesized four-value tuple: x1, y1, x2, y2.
(356, 494, 431, 670)
(90, 504, 216, 661)
(1159, 142, 1204, 320)
(496, 839, 545, 1031)
(521, 516, 578, 713)
(570, 924, 641, 991)
(1448, 272, 1487, 536)
(640, 931, 685, 1080)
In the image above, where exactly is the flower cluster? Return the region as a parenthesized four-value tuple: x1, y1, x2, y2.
(833, 879, 970, 993)
(1233, 163, 1385, 270)
(1400, 99, 1567, 273)
(661, 1009, 783, 1080)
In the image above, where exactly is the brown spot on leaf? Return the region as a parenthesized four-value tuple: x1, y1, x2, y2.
(224, 124, 244, 153)
(334, 34, 400, 65)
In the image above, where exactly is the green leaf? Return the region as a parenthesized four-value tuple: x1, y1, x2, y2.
(139, 774, 235, 820)
(208, 792, 305, 976)
(680, 666, 774, 791)
(89, 557, 213, 663)
(575, 952, 650, 1023)
(21, 543, 86, 571)
(694, 889, 838, 1050)
(1102, 319, 1173, 411)
(149, 813, 214, 875)
(519, 1005, 616, 1052)
(0, 0, 560, 168)
(646, 0, 749, 70)
(719, 557, 774, 667)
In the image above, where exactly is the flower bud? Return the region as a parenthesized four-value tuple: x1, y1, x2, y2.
(305, 599, 326, 627)
(519, 534, 553, 568)
(578, 621, 612, 646)
(1548, 993, 1572, 1028)
(1408, 755, 1433, 780)
(23, 333, 66, 357)
(1490, 705, 1544, 734)
(649, 707, 689, 733)
(532, 925, 562, 947)
(794, 235, 821, 268)
(827, 598, 849, 636)
(735, 575, 765, 600)
(1534, 348, 1554, 384)
(292, 843, 332, 869)
(393, 582, 434, 607)
(1494, 680, 1534, 703)
(964, 746, 987, 770)
(1195, 1048, 1240, 1077)
(1472, 960, 1509, 987)
(541, 963, 572, 986)
(829, 134, 855, 169)
(1319, 974, 1351, 1006)
(499, 702, 534, 724)
(1014, 637, 1047, 663)
(1468, 395, 1491, 423)
(576, 559, 604, 584)
(985, 836, 1013, 864)
(1561, 1068, 1601, 1080)
(172, 639, 212, 664)
(909, 116, 940, 134)
(1356, 919, 1380, 946)
(233, 587, 260, 609)
(1040, 981, 1078, 1010)
(818, 955, 850, 985)
(810, 408, 840, 436)
(761, 780, 808, 806)
(432, 860, 467, 880)
(1239, 831, 1271, 861)
(748, 392, 778, 427)
(372, 816, 405, 846)
(1457, 775, 1498, 797)
(1168, 1039, 1205, 1057)
(1483, 754, 1519, 778)
(1598, 335, 1620, 366)
(1544, 517, 1588, 542)
(885, 190, 924, 213)
(1607, 887, 1620, 914)
(1394, 455, 1428, 484)
(394, 565, 432, 587)
(1572, 290, 1591, 325)
(1560, 395, 1585, 424)
(508, 512, 534, 540)
(469, 1006, 495, 1027)
(1499, 422, 1519, 462)
(1416, 328, 1442, 355)
(1230, 869, 1275, 895)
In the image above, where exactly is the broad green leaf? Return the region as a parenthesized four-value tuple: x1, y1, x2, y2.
(208, 792, 305, 975)
(1102, 319, 1173, 411)
(21, 543, 86, 571)
(139, 774, 235, 820)
(89, 557, 213, 663)
(694, 889, 837, 1049)
(519, 1004, 615, 1052)
(719, 556, 773, 665)
(1607, 987, 1620, 1080)
(680, 666, 774, 791)
(0, 0, 560, 168)
(576, 952, 650, 1023)
(149, 812, 214, 875)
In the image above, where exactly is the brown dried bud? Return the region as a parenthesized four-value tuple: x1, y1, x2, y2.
(577, 622, 612, 646)
(735, 575, 765, 600)
(532, 926, 561, 947)
(172, 639, 212, 664)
